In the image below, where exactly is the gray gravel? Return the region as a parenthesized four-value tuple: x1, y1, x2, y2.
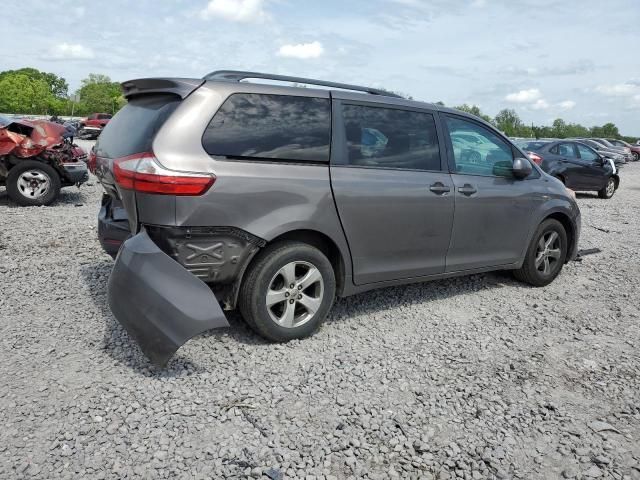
(1, 151, 639, 479)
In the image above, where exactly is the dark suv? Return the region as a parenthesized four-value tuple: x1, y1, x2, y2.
(95, 71, 581, 366)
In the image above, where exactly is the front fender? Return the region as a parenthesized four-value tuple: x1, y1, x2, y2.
(520, 195, 581, 263)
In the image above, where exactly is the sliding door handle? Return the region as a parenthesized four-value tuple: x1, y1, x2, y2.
(429, 182, 451, 194)
(458, 184, 477, 195)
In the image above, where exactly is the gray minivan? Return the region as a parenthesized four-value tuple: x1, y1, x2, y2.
(95, 71, 581, 366)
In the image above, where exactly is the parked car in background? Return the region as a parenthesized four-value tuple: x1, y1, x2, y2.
(450, 131, 495, 164)
(517, 139, 619, 199)
(94, 71, 581, 366)
(607, 138, 640, 161)
(79, 113, 112, 129)
(0, 116, 88, 206)
(574, 139, 626, 166)
(590, 138, 633, 162)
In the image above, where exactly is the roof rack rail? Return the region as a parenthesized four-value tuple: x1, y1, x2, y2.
(203, 70, 403, 98)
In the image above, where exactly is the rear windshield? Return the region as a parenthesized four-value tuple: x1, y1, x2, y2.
(517, 141, 548, 151)
(202, 93, 331, 162)
(95, 94, 179, 158)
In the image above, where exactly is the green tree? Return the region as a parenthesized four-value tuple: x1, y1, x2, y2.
(76, 73, 123, 114)
(599, 122, 619, 138)
(0, 73, 53, 114)
(551, 118, 568, 138)
(0, 67, 68, 98)
(454, 104, 493, 123)
(494, 109, 523, 136)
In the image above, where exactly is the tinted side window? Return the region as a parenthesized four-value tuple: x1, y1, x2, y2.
(341, 104, 441, 171)
(576, 143, 599, 161)
(558, 143, 577, 157)
(445, 116, 513, 176)
(203, 94, 330, 162)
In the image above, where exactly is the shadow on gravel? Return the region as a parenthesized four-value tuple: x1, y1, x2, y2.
(575, 192, 600, 199)
(328, 269, 518, 323)
(0, 186, 89, 207)
(80, 258, 518, 372)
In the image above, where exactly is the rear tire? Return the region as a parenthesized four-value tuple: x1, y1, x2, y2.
(514, 219, 567, 287)
(598, 177, 616, 199)
(6, 160, 61, 206)
(239, 241, 336, 342)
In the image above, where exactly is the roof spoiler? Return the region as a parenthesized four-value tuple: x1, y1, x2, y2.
(120, 78, 205, 100)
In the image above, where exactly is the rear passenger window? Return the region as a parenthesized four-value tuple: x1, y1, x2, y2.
(558, 143, 577, 158)
(341, 104, 441, 171)
(202, 93, 331, 162)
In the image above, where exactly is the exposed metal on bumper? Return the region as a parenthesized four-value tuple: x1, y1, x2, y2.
(107, 230, 229, 366)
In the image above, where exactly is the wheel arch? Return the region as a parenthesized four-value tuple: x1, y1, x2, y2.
(267, 229, 347, 297)
(542, 211, 577, 263)
(611, 174, 620, 188)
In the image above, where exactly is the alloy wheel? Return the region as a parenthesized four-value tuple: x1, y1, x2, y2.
(606, 178, 615, 197)
(266, 261, 324, 328)
(535, 231, 562, 276)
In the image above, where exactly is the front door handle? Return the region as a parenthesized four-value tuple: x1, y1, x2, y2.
(429, 182, 451, 194)
(458, 184, 477, 196)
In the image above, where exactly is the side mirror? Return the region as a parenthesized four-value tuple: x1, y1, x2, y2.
(512, 157, 533, 179)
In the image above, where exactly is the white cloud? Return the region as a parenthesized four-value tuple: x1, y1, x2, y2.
(595, 82, 640, 97)
(49, 43, 94, 60)
(530, 99, 550, 110)
(277, 41, 324, 59)
(200, 0, 267, 22)
(505, 88, 542, 103)
(557, 100, 576, 110)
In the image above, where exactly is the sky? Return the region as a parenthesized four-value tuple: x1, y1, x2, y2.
(2, 0, 639, 134)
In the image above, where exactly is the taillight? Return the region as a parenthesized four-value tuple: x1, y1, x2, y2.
(527, 151, 543, 165)
(113, 152, 215, 196)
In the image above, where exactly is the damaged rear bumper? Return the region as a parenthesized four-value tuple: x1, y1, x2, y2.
(107, 230, 229, 366)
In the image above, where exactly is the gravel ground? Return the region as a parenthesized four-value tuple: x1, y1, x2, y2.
(1, 150, 639, 480)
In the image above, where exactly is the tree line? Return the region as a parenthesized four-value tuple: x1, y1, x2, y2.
(0, 68, 126, 117)
(450, 104, 637, 143)
(0, 67, 636, 142)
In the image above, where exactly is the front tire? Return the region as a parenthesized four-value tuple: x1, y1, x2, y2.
(239, 241, 336, 342)
(6, 160, 61, 206)
(632, 152, 639, 162)
(598, 177, 616, 199)
(514, 219, 567, 287)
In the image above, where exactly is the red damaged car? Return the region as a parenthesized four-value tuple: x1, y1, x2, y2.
(0, 116, 88, 206)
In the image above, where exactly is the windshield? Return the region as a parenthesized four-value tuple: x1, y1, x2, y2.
(516, 141, 548, 152)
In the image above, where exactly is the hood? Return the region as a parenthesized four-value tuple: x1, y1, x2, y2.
(0, 118, 67, 158)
